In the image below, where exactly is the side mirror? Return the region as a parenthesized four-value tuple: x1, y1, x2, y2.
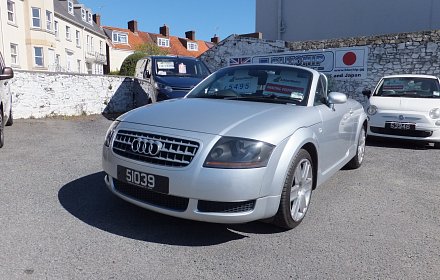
(362, 89, 372, 99)
(0, 67, 14, 80)
(327, 92, 347, 110)
(144, 70, 151, 79)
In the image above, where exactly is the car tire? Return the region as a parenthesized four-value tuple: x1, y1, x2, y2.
(5, 108, 13, 126)
(273, 149, 314, 229)
(0, 110, 4, 148)
(345, 125, 366, 169)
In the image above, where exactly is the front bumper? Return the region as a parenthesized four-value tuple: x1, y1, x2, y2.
(104, 174, 280, 224)
(367, 111, 440, 142)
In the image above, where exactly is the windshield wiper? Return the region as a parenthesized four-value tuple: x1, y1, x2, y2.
(226, 94, 301, 104)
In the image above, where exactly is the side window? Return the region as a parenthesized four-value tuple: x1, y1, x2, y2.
(143, 59, 151, 79)
(314, 76, 326, 106)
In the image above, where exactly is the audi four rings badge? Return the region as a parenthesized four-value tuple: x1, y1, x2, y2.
(131, 138, 163, 156)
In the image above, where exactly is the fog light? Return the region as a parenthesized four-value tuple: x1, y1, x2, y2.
(436, 120, 440, 126)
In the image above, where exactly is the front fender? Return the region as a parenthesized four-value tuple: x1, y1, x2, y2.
(261, 126, 320, 199)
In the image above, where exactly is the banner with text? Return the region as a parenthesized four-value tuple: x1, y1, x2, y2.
(228, 46, 368, 80)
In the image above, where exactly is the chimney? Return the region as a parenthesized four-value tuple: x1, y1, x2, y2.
(160, 24, 169, 37)
(128, 20, 138, 33)
(185, 30, 195, 41)
(211, 35, 220, 44)
(93, 14, 101, 27)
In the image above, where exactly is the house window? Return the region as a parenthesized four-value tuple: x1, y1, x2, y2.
(66, 50, 74, 72)
(66, 26, 71, 40)
(77, 60, 81, 73)
(81, 8, 86, 21)
(99, 41, 103, 54)
(86, 35, 90, 52)
(67, 0, 74, 15)
(46, 11, 53, 31)
(112, 32, 128, 44)
(10, 44, 18, 65)
(76, 30, 81, 47)
(7, 1, 15, 23)
(54, 21, 59, 39)
(90, 37, 94, 52)
(87, 11, 92, 24)
(187, 42, 198, 51)
(34, 47, 44, 67)
(157, 38, 170, 47)
(31, 7, 41, 28)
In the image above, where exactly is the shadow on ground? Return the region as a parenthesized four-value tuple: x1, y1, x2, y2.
(366, 136, 437, 150)
(58, 172, 284, 246)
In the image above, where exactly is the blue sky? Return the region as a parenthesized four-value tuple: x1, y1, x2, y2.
(80, 0, 256, 42)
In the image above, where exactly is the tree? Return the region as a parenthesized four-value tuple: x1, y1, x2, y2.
(119, 43, 169, 77)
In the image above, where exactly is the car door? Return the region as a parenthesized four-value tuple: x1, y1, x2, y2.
(314, 75, 352, 175)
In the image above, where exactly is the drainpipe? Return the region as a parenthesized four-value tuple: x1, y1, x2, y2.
(277, 0, 286, 40)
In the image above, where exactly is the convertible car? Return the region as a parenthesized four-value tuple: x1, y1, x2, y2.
(102, 64, 368, 229)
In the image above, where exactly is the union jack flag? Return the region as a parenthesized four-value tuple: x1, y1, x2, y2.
(229, 57, 252, 66)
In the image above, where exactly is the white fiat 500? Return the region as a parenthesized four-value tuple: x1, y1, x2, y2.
(363, 74, 440, 148)
(103, 64, 368, 229)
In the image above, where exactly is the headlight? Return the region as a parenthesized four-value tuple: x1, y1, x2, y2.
(104, 120, 120, 147)
(154, 82, 173, 93)
(204, 137, 275, 169)
(367, 105, 377, 115)
(429, 108, 440, 119)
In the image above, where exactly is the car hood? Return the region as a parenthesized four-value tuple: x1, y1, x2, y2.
(155, 75, 205, 88)
(370, 96, 440, 111)
(118, 98, 319, 145)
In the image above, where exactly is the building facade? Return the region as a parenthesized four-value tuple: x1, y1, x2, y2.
(256, 0, 440, 41)
(0, 0, 107, 74)
(103, 21, 217, 73)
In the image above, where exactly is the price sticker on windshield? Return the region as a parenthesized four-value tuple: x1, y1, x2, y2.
(157, 61, 175, 69)
(224, 77, 258, 94)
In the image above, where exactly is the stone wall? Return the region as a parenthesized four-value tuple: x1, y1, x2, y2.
(10, 71, 154, 119)
(201, 30, 440, 104)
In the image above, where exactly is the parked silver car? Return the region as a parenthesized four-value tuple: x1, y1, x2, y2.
(0, 52, 14, 148)
(102, 64, 368, 229)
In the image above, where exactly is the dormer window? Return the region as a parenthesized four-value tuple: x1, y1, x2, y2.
(81, 8, 86, 21)
(112, 32, 128, 44)
(67, 0, 74, 15)
(157, 38, 170, 48)
(87, 10, 92, 24)
(187, 42, 198, 51)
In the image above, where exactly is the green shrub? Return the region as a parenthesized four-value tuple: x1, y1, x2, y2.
(119, 52, 146, 77)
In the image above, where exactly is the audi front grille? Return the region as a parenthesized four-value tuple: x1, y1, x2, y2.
(112, 130, 200, 167)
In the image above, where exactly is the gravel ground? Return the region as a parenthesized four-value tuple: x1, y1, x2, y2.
(0, 115, 439, 279)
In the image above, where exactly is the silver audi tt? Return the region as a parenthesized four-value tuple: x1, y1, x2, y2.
(102, 64, 368, 229)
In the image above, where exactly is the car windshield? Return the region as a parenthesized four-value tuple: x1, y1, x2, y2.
(154, 57, 210, 77)
(186, 65, 313, 105)
(376, 77, 440, 98)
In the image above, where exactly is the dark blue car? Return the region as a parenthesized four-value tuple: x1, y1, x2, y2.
(135, 56, 211, 101)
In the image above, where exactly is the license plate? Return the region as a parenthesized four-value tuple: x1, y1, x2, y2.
(385, 122, 415, 130)
(117, 166, 169, 194)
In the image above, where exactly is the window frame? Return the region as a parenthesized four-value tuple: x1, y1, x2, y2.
(34, 46, 44, 67)
(76, 30, 81, 47)
(67, 0, 74, 15)
(10, 43, 19, 66)
(81, 8, 86, 21)
(66, 26, 71, 41)
(7, 0, 16, 24)
(157, 37, 170, 48)
(54, 20, 59, 39)
(46, 10, 53, 31)
(187, 42, 198, 51)
(112, 32, 128, 44)
(31, 7, 41, 29)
